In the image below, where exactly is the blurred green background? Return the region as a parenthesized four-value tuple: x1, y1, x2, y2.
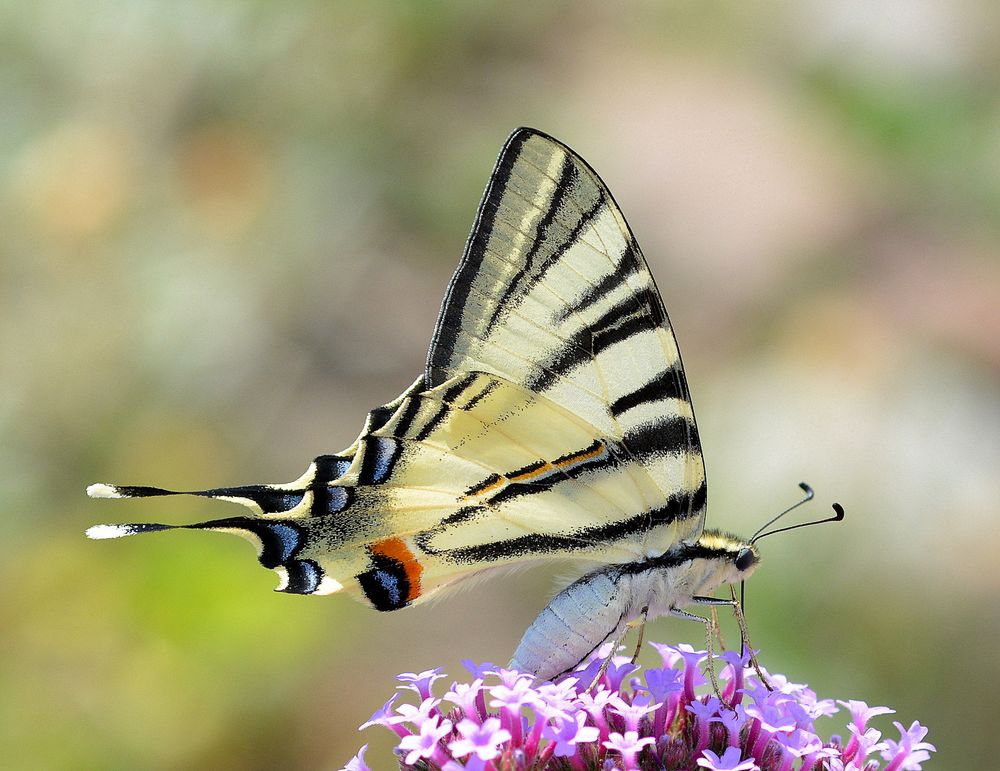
(2, 2, 997, 768)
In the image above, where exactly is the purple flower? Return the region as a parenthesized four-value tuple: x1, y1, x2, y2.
(644, 665, 683, 701)
(535, 677, 581, 713)
(494, 667, 532, 689)
(342, 743, 371, 771)
(389, 697, 441, 726)
(396, 667, 447, 701)
(488, 678, 538, 746)
(461, 659, 497, 680)
(837, 699, 895, 762)
(448, 717, 511, 762)
(687, 696, 723, 754)
(718, 649, 750, 705)
(612, 696, 659, 732)
(774, 726, 823, 756)
(840, 699, 896, 729)
(604, 658, 641, 693)
(575, 687, 620, 742)
(445, 679, 484, 723)
(489, 677, 540, 711)
(716, 703, 748, 748)
(844, 722, 889, 767)
(353, 640, 934, 770)
(669, 643, 709, 701)
(604, 730, 655, 770)
(797, 689, 837, 720)
(542, 709, 599, 757)
(696, 746, 760, 770)
(398, 715, 452, 766)
(358, 694, 408, 738)
(881, 721, 936, 771)
(745, 696, 799, 760)
(641, 666, 683, 736)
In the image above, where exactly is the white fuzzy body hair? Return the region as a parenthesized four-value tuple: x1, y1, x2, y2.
(510, 535, 756, 682)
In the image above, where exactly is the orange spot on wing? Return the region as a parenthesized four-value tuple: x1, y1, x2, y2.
(371, 537, 424, 601)
(463, 442, 607, 501)
(509, 462, 555, 482)
(555, 441, 606, 469)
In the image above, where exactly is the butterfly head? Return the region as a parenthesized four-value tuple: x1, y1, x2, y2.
(696, 529, 761, 584)
(734, 544, 759, 574)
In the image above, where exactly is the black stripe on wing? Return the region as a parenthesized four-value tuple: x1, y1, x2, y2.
(413, 373, 479, 441)
(457, 417, 693, 507)
(609, 369, 687, 417)
(527, 286, 668, 392)
(484, 154, 578, 331)
(552, 239, 642, 323)
(358, 437, 403, 485)
(427, 131, 530, 385)
(420, 480, 707, 564)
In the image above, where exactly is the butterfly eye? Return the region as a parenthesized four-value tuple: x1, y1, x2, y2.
(735, 547, 756, 572)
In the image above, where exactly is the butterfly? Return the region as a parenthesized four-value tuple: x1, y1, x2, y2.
(88, 128, 826, 684)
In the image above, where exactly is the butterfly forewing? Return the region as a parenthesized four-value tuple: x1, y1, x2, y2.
(428, 129, 706, 549)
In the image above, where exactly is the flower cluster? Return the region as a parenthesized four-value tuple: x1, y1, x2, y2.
(345, 643, 934, 771)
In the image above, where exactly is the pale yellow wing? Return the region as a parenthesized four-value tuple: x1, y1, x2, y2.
(428, 128, 706, 549)
(87, 128, 707, 610)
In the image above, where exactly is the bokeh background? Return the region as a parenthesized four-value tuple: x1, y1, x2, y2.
(2, 2, 998, 768)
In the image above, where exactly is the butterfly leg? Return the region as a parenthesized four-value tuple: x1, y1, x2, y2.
(585, 628, 629, 693)
(693, 592, 771, 691)
(585, 605, 649, 693)
(710, 605, 726, 650)
(728, 584, 772, 690)
(630, 605, 649, 664)
(670, 607, 724, 701)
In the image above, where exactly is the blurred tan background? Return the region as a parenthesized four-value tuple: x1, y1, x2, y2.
(2, 2, 998, 768)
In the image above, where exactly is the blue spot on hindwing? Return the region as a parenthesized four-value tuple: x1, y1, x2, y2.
(326, 485, 350, 514)
(283, 559, 322, 594)
(373, 437, 398, 483)
(266, 523, 300, 564)
(278, 492, 304, 511)
(191, 517, 305, 570)
(357, 552, 409, 611)
(360, 436, 401, 485)
(314, 454, 352, 483)
(373, 569, 402, 606)
(251, 488, 303, 513)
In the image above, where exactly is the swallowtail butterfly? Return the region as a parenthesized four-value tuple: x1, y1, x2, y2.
(89, 128, 819, 682)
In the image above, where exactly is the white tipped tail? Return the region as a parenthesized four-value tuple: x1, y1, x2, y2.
(87, 483, 123, 499)
(85, 523, 135, 539)
(85, 522, 175, 539)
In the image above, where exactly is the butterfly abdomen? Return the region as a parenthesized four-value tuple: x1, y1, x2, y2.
(510, 534, 761, 681)
(510, 566, 635, 681)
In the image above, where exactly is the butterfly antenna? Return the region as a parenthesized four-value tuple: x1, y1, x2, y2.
(749, 483, 845, 546)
